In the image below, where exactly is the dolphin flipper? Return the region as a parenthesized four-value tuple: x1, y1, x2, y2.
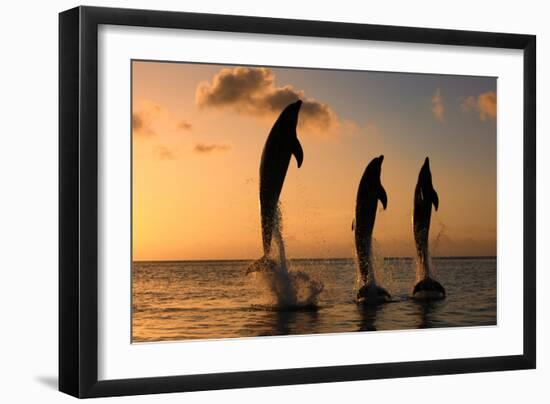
(292, 137, 303, 168)
(378, 185, 388, 210)
(432, 189, 439, 211)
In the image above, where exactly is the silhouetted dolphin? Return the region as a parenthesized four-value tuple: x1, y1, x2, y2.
(352, 155, 391, 304)
(412, 157, 446, 300)
(247, 100, 303, 274)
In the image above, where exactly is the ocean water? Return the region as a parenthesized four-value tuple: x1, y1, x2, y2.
(132, 257, 496, 342)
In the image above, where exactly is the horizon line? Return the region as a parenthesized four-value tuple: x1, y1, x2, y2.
(132, 255, 497, 264)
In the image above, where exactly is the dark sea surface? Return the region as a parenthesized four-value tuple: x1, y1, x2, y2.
(132, 257, 496, 342)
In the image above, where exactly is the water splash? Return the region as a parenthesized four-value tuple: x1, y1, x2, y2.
(414, 255, 428, 283)
(354, 238, 393, 297)
(248, 203, 324, 308)
(431, 212, 446, 256)
(415, 212, 446, 283)
(373, 241, 395, 295)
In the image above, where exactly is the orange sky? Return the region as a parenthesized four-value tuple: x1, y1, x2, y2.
(132, 61, 497, 261)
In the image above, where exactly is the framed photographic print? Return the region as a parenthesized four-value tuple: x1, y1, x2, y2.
(59, 6, 536, 398)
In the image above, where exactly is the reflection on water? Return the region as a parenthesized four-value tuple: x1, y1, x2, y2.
(357, 304, 378, 332)
(132, 257, 496, 342)
(416, 300, 439, 328)
(260, 308, 321, 336)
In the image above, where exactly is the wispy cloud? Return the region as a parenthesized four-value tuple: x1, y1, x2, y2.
(195, 67, 340, 136)
(177, 120, 193, 131)
(133, 100, 161, 137)
(194, 143, 231, 154)
(462, 91, 496, 121)
(154, 145, 177, 160)
(431, 88, 445, 122)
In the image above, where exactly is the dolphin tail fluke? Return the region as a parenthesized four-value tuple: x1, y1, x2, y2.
(292, 137, 303, 168)
(245, 255, 277, 275)
(356, 283, 392, 305)
(412, 277, 446, 300)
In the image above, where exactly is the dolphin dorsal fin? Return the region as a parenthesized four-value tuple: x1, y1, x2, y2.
(378, 185, 388, 210)
(432, 188, 439, 211)
(292, 137, 303, 168)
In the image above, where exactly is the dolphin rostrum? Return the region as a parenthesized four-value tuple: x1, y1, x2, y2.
(353, 155, 391, 304)
(247, 100, 303, 273)
(412, 157, 446, 299)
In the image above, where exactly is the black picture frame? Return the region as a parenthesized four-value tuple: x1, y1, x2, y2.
(59, 6, 536, 398)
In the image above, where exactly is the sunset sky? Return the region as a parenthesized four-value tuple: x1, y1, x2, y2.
(132, 60, 497, 261)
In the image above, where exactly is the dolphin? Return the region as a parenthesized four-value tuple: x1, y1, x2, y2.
(412, 157, 446, 300)
(353, 155, 391, 304)
(247, 100, 303, 274)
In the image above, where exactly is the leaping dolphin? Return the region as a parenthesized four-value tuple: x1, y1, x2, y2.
(353, 155, 391, 304)
(412, 157, 446, 300)
(247, 100, 303, 274)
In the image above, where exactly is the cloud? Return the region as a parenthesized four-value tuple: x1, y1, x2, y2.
(478, 91, 497, 121)
(154, 145, 176, 160)
(461, 91, 496, 121)
(177, 120, 193, 131)
(133, 101, 161, 137)
(194, 143, 231, 154)
(431, 88, 445, 122)
(195, 67, 340, 135)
